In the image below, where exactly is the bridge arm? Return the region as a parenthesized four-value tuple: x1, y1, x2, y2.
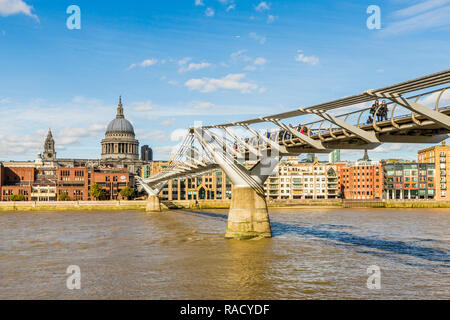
(241, 124, 288, 154)
(366, 90, 450, 130)
(313, 111, 381, 143)
(185, 154, 208, 167)
(206, 129, 243, 159)
(248, 157, 279, 186)
(221, 126, 261, 158)
(269, 119, 327, 150)
(136, 176, 165, 196)
(193, 127, 261, 190)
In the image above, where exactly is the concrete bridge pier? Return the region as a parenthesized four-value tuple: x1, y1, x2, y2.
(146, 195, 161, 212)
(194, 126, 278, 239)
(136, 177, 164, 213)
(225, 186, 271, 239)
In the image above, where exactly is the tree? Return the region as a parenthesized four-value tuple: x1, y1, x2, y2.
(59, 193, 71, 201)
(89, 184, 104, 200)
(120, 187, 135, 200)
(9, 194, 26, 201)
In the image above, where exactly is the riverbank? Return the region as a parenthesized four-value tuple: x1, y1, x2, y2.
(1, 199, 450, 211)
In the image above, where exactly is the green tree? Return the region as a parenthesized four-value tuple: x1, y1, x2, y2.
(9, 194, 26, 201)
(89, 184, 104, 200)
(119, 186, 135, 200)
(59, 193, 71, 201)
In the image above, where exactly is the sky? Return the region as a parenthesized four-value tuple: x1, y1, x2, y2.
(0, 0, 449, 162)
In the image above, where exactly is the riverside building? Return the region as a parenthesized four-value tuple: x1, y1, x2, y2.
(339, 160, 383, 200)
(0, 163, 130, 201)
(418, 141, 450, 200)
(382, 160, 436, 200)
(263, 156, 345, 200)
(0, 98, 148, 201)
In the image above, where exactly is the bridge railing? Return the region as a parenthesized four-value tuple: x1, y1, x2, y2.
(260, 86, 450, 146)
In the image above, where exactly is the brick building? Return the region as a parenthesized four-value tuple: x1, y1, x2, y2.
(0, 162, 130, 201)
(0, 164, 35, 201)
(340, 161, 383, 200)
(418, 141, 450, 200)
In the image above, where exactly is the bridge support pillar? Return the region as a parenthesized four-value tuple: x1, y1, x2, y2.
(225, 186, 271, 239)
(146, 195, 161, 212)
(193, 127, 278, 240)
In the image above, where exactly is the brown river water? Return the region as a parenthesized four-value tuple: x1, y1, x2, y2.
(0, 208, 448, 299)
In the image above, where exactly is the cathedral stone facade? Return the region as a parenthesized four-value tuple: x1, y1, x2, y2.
(101, 97, 139, 160)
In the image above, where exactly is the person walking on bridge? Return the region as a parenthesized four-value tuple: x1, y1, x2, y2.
(370, 100, 378, 119)
(381, 100, 388, 121)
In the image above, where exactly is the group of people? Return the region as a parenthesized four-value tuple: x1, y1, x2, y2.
(272, 124, 309, 141)
(368, 100, 389, 123)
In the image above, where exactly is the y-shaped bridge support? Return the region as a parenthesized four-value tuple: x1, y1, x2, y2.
(136, 177, 165, 212)
(193, 127, 278, 239)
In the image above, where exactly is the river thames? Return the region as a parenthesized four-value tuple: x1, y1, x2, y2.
(0, 208, 448, 299)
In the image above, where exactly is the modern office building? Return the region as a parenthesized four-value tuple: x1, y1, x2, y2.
(382, 161, 435, 200)
(141, 145, 153, 162)
(328, 149, 341, 163)
(418, 141, 450, 200)
(143, 160, 232, 201)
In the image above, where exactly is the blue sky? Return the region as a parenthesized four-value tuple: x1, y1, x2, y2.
(0, 0, 449, 161)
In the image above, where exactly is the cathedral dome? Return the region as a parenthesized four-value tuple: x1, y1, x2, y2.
(106, 118, 135, 134)
(101, 96, 139, 161)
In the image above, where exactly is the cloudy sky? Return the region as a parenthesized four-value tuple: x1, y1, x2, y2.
(0, 0, 449, 161)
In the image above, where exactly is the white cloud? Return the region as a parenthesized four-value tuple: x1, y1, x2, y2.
(254, 57, 267, 65)
(0, 97, 11, 104)
(141, 59, 158, 67)
(226, 4, 236, 11)
(178, 57, 192, 65)
(255, 1, 270, 12)
(170, 129, 189, 142)
(195, 0, 204, 6)
(231, 49, 251, 62)
(393, 0, 450, 18)
(185, 73, 259, 93)
(295, 50, 319, 66)
(127, 58, 158, 70)
(0, 0, 38, 20)
(383, 1, 450, 35)
(244, 58, 267, 71)
(162, 118, 177, 126)
(179, 61, 212, 73)
(139, 130, 167, 142)
(372, 143, 404, 153)
(205, 7, 215, 17)
(153, 145, 177, 158)
(267, 14, 277, 23)
(133, 100, 156, 111)
(190, 101, 215, 109)
(418, 89, 450, 108)
(249, 32, 266, 44)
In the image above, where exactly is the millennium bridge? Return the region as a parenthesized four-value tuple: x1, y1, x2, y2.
(138, 69, 450, 239)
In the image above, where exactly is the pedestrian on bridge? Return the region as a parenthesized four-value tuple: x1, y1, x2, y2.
(381, 100, 389, 121)
(370, 100, 379, 118)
